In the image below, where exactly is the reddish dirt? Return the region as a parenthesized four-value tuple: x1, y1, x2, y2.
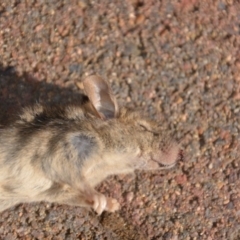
(0, 0, 239, 239)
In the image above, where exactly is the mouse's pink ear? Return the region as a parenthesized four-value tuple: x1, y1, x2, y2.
(83, 75, 119, 120)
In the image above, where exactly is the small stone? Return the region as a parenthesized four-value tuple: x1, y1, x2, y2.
(208, 163, 213, 169)
(125, 192, 134, 203)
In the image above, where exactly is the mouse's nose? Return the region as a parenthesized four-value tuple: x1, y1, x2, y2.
(157, 141, 180, 166)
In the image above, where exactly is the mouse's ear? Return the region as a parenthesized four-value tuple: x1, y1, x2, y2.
(83, 75, 119, 120)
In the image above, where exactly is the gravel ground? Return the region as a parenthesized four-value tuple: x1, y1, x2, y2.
(0, 0, 240, 239)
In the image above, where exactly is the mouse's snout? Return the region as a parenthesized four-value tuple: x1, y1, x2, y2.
(153, 141, 180, 167)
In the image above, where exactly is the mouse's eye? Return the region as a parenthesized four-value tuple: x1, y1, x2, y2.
(139, 123, 148, 131)
(138, 122, 159, 136)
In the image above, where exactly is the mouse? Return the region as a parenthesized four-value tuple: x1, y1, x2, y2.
(0, 75, 180, 215)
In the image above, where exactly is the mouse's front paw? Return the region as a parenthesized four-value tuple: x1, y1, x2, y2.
(92, 193, 107, 215)
(92, 193, 120, 215)
(105, 197, 120, 213)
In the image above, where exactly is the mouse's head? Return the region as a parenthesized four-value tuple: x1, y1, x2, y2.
(81, 75, 180, 175)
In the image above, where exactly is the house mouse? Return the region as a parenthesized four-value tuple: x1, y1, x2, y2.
(0, 75, 180, 215)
